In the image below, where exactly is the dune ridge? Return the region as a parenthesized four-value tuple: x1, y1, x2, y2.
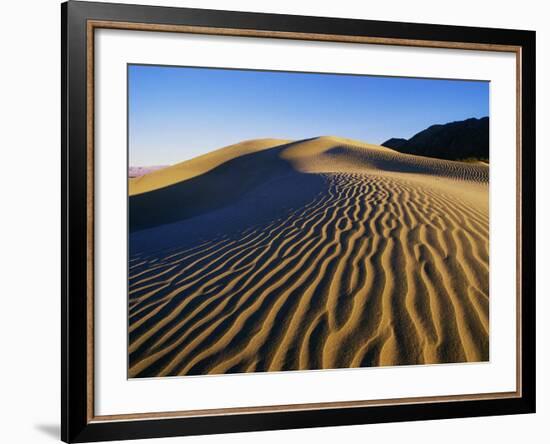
(128, 136, 489, 377)
(129, 138, 290, 196)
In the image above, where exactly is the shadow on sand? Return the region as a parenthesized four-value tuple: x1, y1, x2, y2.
(129, 143, 327, 255)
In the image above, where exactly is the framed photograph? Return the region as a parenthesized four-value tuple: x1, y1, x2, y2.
(62, 1, 535, 442)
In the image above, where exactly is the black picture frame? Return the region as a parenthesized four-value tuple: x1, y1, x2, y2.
(62, 1, 536, 442)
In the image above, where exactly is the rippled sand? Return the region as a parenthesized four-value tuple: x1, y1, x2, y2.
(128, 136, 489, 378)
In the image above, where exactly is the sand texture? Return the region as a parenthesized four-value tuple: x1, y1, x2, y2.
(128, 136, 489, 378)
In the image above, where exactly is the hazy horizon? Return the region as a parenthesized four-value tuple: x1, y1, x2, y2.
(128, 64, 489, 167)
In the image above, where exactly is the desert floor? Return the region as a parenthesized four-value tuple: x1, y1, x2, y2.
(128, 136, 489, 378)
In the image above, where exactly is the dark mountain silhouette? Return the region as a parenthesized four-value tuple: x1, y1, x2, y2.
(382, 138, 408, 150)
(382, 117, 489, 162)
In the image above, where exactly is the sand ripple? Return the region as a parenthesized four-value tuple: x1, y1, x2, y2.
(129, 163, 489, 377)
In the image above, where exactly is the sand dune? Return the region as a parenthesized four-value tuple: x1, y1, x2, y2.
(129, 138, 290, 196)
(128, 136, 489, 377)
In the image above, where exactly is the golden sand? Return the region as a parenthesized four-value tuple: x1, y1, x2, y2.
(129, 138, 290, 196)
(128, 137, 489, 377)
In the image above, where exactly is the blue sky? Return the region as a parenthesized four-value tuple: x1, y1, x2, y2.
(128, 64, 489, 166)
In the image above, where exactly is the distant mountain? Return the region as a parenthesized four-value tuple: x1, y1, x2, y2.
(129, 165, 169, 178)
(382, 138, 408, 150)
(382, 117, 489, 162)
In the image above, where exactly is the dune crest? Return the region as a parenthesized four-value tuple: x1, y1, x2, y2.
(129, 138, 290, 196)
(128, 136, 489, 377)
